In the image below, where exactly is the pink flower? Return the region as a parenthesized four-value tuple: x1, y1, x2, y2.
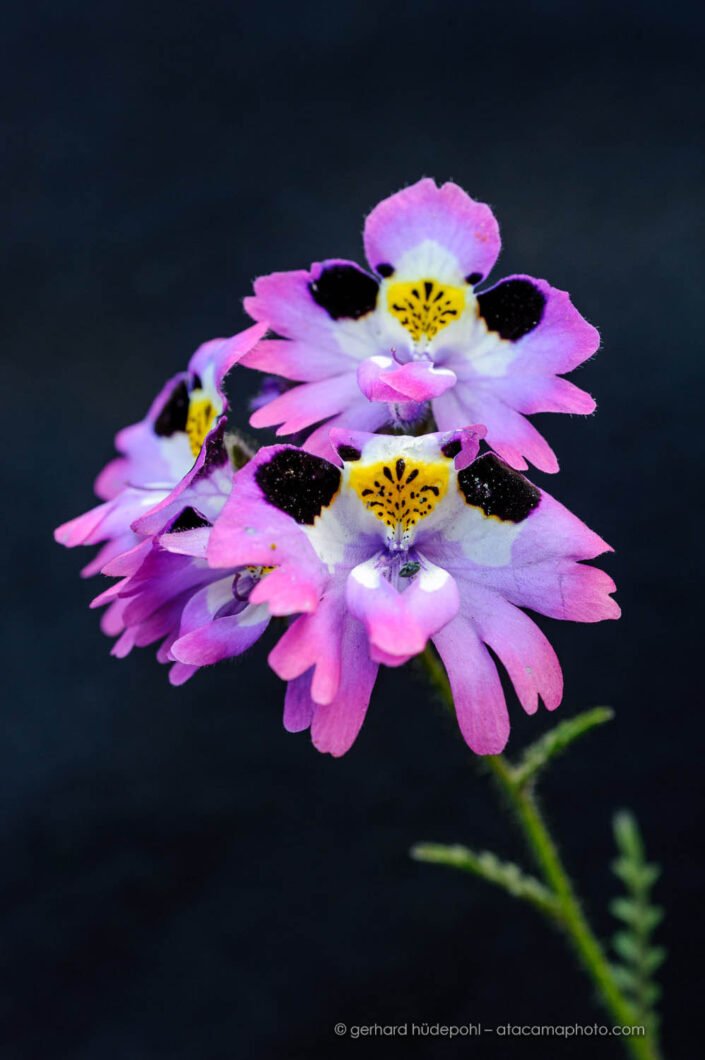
(92, 467, 271, 685)
(55, 323, 272, 683)
(54, 323, 266, 575)
(208, 428, 619, 756)
(242, 178, 598, 473)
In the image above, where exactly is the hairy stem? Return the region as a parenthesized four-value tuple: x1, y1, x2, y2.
(420, 648, 662, 1060)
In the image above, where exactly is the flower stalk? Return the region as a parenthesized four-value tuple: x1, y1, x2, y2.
(416, 647, 662, 1060)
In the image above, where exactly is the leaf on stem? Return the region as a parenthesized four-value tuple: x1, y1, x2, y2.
(411, 842, 559, 918)
(609, 811, 665, 1038)
(512, 707, 614, 787)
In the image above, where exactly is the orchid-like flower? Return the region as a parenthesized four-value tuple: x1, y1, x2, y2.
(90, 433, 271, 686)
(207, 428, 619, 756)
(55, 324, 271, 683)
(242, 179, 598, 472)
(54, 322, 266, 576)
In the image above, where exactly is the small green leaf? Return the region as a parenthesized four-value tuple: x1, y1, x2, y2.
(609, 897, 640, 925)
(642, 907, 665, 932)
(642, 947, 667, 974)
(609, 810, 665, 1040)
(512, 707, 614, 787)
(411, 843, 559, 918)
(614, 810, 644, 860)
(613, 931, 641, 963)
(610, 964, 640, 992)
(641, 983, 662, 1007)
(611, 855, 642, 888)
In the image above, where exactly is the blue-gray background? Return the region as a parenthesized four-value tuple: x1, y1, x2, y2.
(4, 1, 704, 1057)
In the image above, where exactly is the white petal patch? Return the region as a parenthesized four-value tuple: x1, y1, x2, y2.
(238, 602, 270, 628)
(418, 562, 450, 592)
(158, 433, 197, 482)
(391, 240, 465, 284)
(443, 502, 522, 567)
(350, 560, 381, 590)
(206, 575, 237, 615)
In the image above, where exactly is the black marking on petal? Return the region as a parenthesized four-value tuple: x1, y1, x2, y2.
(168, 506, 212, 533)
(190, 372, 203, 390)
(466, 272, 483, 285)
(255, 449, 341, 525)
(154, 380, 189, 436)
(476, 279, 546, 341)
(336, 444, 362, 462)
(458, 454, 540, 522)
(395, 458, 406, 480)
(309, 264, 379, 320)
(376, 263, 394, 278)
(441, 438, 462, 459)
(194, 420, 229, 480)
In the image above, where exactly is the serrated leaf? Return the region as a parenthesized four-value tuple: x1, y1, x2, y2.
(642, 907, 665, 931)
(642, 947, 667, 974)
(641, 983, 662, 1007)
(613, 811, 644, 860)
(611, 855, 642, 887)
(609, 897, 640, 924)
(637, 864, 661, 888)
(613, 931, 641, 963)
(512, 707, 614, 786)
(411, 843, 559, 917)
(609, 810, 665, 1040)
(610, 964, 640, 992)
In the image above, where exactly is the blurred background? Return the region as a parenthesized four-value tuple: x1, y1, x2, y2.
(3, 1, 704, 1056)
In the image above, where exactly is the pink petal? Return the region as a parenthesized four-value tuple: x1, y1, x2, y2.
(309, 616, 379, 757)
(346, 558, 460, 665)
(357, 356, 457, 403)
(433, 618, 510, 755)
(364, 178, 501, 281)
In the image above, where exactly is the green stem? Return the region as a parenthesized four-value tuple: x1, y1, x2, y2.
(420, 648, 662, 1060)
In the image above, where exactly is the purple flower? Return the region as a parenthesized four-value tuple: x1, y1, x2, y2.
(241, 179, 598, 473)
(54, 322, 266, 575)
(92, 466, 271, 686)
(55, 323, 272, 683)
(207, 428, 619, 757)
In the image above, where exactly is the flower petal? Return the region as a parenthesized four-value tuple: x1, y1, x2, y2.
(435, 387, 559, 473)
(283, 672, 315, 733)
(245, 262, 379, 363)
(170, 607, 269, 667)
(309, 616, 379, 757)
(188, 321, 268, 391)
(432, 618, 510, 755)
(250, 373, 360, 434)
(268, 589, 345, 704)
(462, 586, 563, 715)
(472, 275, 599, 377)
(364, 178, 501, 283)
(357, 356, 457, 404)
(346, 557, 460, 665)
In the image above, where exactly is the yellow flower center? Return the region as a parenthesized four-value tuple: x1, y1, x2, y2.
(349, 457, 449, 536)
(186, 394, 218, 457)
(386, 278, 465, 343)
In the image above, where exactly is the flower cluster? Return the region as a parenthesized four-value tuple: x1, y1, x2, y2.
(56, 178, 618, 755)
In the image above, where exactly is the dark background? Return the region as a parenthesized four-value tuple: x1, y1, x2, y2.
(3, 1, 704, 1057)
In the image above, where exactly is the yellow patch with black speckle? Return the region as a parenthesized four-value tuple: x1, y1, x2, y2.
(386, 278, 465, 342)
(186, 394, 217, 457)
(349, 457, 449, 535)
